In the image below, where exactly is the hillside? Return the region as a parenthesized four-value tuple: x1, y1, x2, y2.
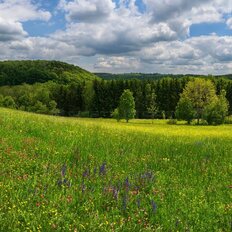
(95, 72, 232, 81)
(0, 108, 231, 231)
(0, 60, 99, 86)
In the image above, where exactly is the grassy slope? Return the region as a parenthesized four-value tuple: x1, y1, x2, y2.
(0, 108, 231, 231)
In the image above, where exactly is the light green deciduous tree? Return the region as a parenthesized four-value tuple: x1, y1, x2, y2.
(118, 89, 136, 123)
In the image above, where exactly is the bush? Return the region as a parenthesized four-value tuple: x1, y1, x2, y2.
(111, 108, 121, 122)
(224, 116, 232, 124)
(2, 96, 16, 109)
(0, 95, 4, 106)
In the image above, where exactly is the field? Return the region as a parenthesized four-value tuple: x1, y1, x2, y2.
(0, 108, 231, 231)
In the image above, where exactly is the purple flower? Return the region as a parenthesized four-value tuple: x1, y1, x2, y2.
(151, 200, 157, 213)
(57, 179, 63, 187)
(124, 177, 130, 191)
(99, 162, 106, 175)
(122, 195, 127, 211)
(82, 168, 90, 178)
(61, 164, 67, 177)
(136, 198, 141, 208)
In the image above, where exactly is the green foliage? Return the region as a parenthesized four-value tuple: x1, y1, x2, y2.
(203, 90, 229, 125)
(147, 92, 158, 122)
(1, 73, 232, 121)
(224, 115, 232, 124)
(2, 96, 16, 109)
(181, 78, 217, 123)
(175, 97, 195, 124)
(0, 84, 59, 115)
(118, 89, 136, 122)
(111, 108, 121, 122)
(0, 60, 99, 86)
(0, 94, 4, 106)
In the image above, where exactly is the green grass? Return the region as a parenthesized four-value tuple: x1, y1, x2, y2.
(0, 108, 231, 231)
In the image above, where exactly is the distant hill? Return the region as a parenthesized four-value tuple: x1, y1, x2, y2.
(95, 72, 232, 81)
(0, 60, 99, 86)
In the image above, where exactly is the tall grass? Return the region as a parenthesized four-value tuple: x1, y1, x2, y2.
(0, 108, 231, 231)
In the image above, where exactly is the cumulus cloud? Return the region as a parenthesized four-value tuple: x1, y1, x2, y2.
(0, 17, 27, 41)
(94, 56, 141, 71)
(0, 0, 51, 42)
(0, 0, 232, 74)
(0, 0, 51, 22)
(227, 18, 232, 29)
(138, 35, 232, 74)
(59, 0, 115, 22)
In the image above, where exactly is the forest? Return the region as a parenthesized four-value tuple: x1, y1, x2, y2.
(1, 60, 232, 119)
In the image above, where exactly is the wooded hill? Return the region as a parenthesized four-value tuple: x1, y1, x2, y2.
(1, 60, 232, 119)
(0, 60, 99, 86)
(96, 73, 232, 81)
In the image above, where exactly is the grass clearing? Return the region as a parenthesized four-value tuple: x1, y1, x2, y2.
(0, 108, 231, 231)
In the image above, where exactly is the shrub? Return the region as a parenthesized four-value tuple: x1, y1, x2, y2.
(111, 108, 121, 122)
(224, 116, 232, 124)
(2, 96, 16, 109)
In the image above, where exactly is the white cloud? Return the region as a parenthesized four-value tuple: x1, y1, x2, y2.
(0, 17, 27, 41)
(0, 0, 51, 22)
(94, 56, 141, 71)
(0, 0, 51, 42)
(59, 0, 115, 22)
(227, 18, 232, 29)
(0, 0, 232, 74)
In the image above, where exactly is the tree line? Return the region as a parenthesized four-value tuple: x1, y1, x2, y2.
(1, 77, 232, 120)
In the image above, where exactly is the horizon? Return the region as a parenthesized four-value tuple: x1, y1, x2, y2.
(0, 0, 232, 74)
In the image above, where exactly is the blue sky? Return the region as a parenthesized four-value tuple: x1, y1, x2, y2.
(0, 0, 232, 74)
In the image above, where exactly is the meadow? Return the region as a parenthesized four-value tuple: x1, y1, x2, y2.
(0, 108, 231, 231)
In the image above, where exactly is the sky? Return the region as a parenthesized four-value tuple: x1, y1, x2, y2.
(0, 0, 232, 74)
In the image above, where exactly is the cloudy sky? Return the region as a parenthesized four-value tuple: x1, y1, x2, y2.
(0, 0, 232, 74)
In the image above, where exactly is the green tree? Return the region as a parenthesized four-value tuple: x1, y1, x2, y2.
(3, 96, 16, 109)
(203, 90, 229, 125)
(111, 108, 121, 122)
(181, 78, 217, 124)
(147, 92, 158, 123)
(118, 89, 136, 123)
(175, 97, 195, 124)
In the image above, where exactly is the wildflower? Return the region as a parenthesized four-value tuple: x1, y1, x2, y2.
(63, 178, 71, 187)
(113, 187, 119, 200)
(61, 164, 67, 177)
(122, 195, 127, 211)
(57, 179, 62, 187)
(151, 200, 157, 213)
(99, 162, 106, 175)
(81, 181, 86, 193)
(136, 198, 141, 208)
(82, 168, 90, 178)
(36, 202, 41, 207)
(124, 177, 130, 190)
